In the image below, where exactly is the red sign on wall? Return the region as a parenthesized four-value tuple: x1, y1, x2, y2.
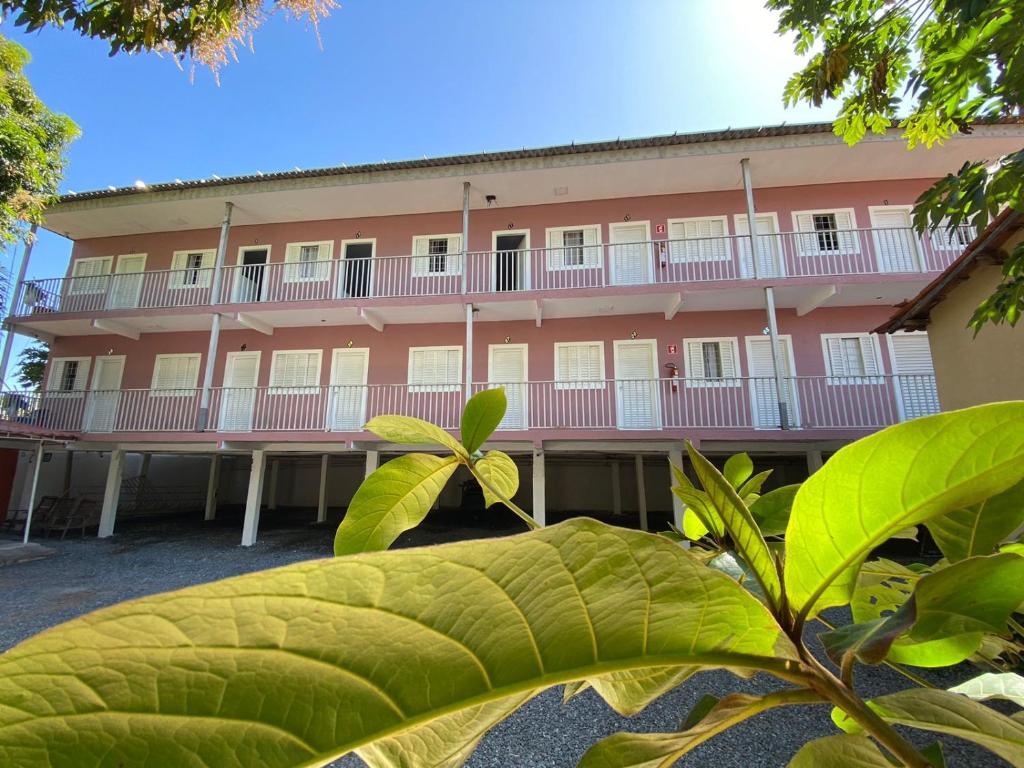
(655, 223, 666, 234)
(667, 344, 678, 355)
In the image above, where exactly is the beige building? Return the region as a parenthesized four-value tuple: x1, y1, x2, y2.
(878, 210, 1024, 410)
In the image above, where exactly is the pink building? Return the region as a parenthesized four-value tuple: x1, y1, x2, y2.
(3, 121, 1021, 544)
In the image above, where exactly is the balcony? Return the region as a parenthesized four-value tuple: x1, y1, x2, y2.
(0, 374, 939, 440)
(9, 227, 972, 320)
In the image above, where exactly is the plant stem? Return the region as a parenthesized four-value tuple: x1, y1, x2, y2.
(467, 464, 540, 530)
(812, 616, 936, 689)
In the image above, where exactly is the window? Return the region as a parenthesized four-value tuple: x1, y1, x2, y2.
(822, 334, 882, 382)
(683, 338, 739, 386)
(813, 213, 839, 252)
(47, 357, 90, 394)
(150, 354, 201, 396)
(270, 350, 322, 394)
(545, 226, 601, 270)
(793, 210, 858, 255)
(170, 250, 215, 288)
(412, 235, 462, 276)
(408, 346, 462, 392)
(68, 257, 113, 295)
(284, 241, 332, 282)
(667, 217, 731, 263)
(554, 342, 605, 389)
(929, 219, 977, 251)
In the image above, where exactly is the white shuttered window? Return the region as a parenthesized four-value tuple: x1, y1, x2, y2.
(668, 217, 730, 263)
(151, 354, 201, 395)
(170, 250, 215, 288)
(822, 334, 882, 382)
(683, 338, 740, 387)
(554, 342, 605, 389)
(546, 226, 601, 270)
(793, 209, 859, 255)
(412, 235, 462, 276)
(270, 350, 322, 394)
(284, 241, 332, 282)
(47, 357, 91, 393)
(408, 346, 462, 392)
(69, 257, 113, 294)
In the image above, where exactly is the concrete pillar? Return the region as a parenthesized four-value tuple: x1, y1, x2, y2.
(317, 454, 329, 523)
(98, 449, 125, 538)
(134, 453, 151, 508)
(668, 447, 684, 529)
(62, 451, 74, 494)
(635, 454, 648, 532)
(532, 450, 546, 526)
(610, 461, 622, 516)
(20, 442, 44, 544)
(241, 449, 266, 547)
(267, 458, 280, 511)
(364, 450, 379, 478)
(204, 455, 220, 521)
(806, 449, 824, 475)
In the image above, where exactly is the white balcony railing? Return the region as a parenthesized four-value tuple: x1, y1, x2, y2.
(0, 375, 939, 436)
(10, 226, 974, 318)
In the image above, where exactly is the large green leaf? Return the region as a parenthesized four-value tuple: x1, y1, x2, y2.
(926, 479, 1024, 563)
(334, 453, 460, 555)
(579, 689, 821, 768)
(364, 414, 468, 458)
(949, 673, 1024, 708)
(784, 402, 1024, 622)
(723, 452, 753, 488)
(788, 734, 890, 767)
(0, 519, 798, 768)
(472, 450, 519, 509)
(749, 484, 799, 537)
(460, 388, 506, 455)
(686, 442, 782, 611)
(586, 667, 699, 717)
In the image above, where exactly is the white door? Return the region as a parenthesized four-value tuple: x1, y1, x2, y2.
(328, 348, 369, 430)
(735, 215, 783, 277)
(870, 208, 920, 273)
(609, 224, 651, 285)
(107, 254, 146, 309)
(489, 344, 528, 430)
(614, 340, 660, 429)
(84, 356, 125, 432)
(746, 337, 799, 428)
(889, 334, 939, 420)
(220, 351, 260, 431)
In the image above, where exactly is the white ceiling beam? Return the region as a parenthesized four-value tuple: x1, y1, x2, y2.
(233, 312, 274, 336)
(534, 299, 544, 328)
(358, 308, 384, 332)
(664, 292, 685, 320)
(91, 318, 140, 340)
(796, 284, 838, 316)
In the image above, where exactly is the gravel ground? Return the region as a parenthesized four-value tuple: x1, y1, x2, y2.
(0, 515, 1007, 767)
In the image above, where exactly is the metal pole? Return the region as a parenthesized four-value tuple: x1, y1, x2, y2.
(740, 160, 761, 280)
(465, 303, 474, 398)
(21, 441, 44, 544)
(461, 181, 470, 294)
(197, 202, 233, 430)
(0, 224, 39, 389)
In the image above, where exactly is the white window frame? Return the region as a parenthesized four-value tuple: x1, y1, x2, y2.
(791, 207, 861, 255)
(284, 240, 334, 283)
(411, 234, 463, 277)
(925, 217, 977, 252)
(68, 256, 113, 295)
(46, 356, 91, 396)
(338, 238, 378, 298)
(170, 249, 216, 289)
(544, 225, 603, 271)
(407, 345, 463, 393)
(682, 337, 742, 387)
(269, 349, 323, 395)
(553, 341, 606, 390)
(149, 353, 202, 396)
(820, 333, 884, 385)
(666, 216, 732, 263)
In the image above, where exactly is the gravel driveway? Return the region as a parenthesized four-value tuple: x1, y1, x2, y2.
(0, 517, 1007, 767)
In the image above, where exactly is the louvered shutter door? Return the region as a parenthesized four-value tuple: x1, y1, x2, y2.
(490, 347, 526, 429)
(329, 350, 368, 430)
(735, 216, 779, 276)
(891, 335, 938, 419)
(85, 357, 123, 433)
(221, 353, 259, 432)
(747, 338, 797, 427)
(615, 343, 658, 429)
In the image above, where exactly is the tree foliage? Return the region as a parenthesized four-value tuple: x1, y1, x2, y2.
(768, 0, 1024, 330)
(0, 34, 76, 246)
(13, 340, 46, 389)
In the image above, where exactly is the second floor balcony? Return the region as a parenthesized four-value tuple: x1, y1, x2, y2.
(10, 226, 972, 320)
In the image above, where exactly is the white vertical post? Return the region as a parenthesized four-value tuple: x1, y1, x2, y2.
(20, 441, 44, 544)
(364, 449, 379, 478)
(0, 225, 38, 388)
(268, 458, 280, 511)
(610, 461, 622, 516)
(241, 449, 266, 547)
(668, 447, 684, 529)
(317, 454, 329, 523)
(806, 449, 824, 475)
(532, 449, 546, 526)
(197, 201, 233, 430)
(98, 449, 125, 538)
(465, 303, 474, 398)
(204, 454, 220, 521)
(634, 454, 648, 532)
(461, 181, 470, 294)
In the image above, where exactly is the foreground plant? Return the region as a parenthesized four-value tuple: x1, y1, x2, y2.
(0, 394, 1023, 767)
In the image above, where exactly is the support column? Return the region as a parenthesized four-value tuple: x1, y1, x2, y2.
(0, 224, 38, 388)
(364, 449, 379, 478)
(204, 454, 220, 521)
(806, 449, 824, 475)
(317, 454, 329, 523)
(134, 453, 151, 508)
(241, 449, 266, 547)
(668, 447, 684, 529)
(610, 461, 622, 516)
(465, 303, 474, 398)
(62, 451, 74, 494)
(20, 442, 44, 544)
(461, 181, 470, 294)
(268, 458, 280, 511)
(532, 449, 546, 527)
(98, 449, 125, 538)
(634, 454, 648, 532)
(197, 201, 234, 430)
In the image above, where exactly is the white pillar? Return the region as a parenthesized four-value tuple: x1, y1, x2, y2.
(465, 302, 474, 398)
(461, 180, 470, 294)
(610, 461, 622, 516)
(98, 449, 125, 538)
(204, 454, 220, 521)
(635, 454, 648, 532)
(20, 442, 44, 544)
(532, 449, 546, 526)
(241, 449, 266, 547)
(317, 454, 329, 523)
(668, 447, 684, 529)
(364, 449, 379, 478)
(806, 449, 824, 475)
(0, 224, 38, 388)
(268, 458, 280, 511)
(197, 202, 233, 430)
